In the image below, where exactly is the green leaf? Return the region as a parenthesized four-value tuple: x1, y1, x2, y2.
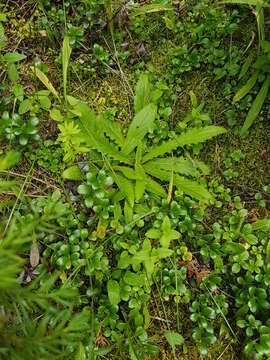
(0, 13, 7, 22)
(124, 271, 145, 287)
(201, 306, 215, 319)
(143, 304, 150, 329)
(194, 159, 210, 175)
(163, 16, 174, 30)
(112, 172, 135, 207)
(233, 71, 259, 103)
(241, 73, 270, 135)
(189, 90, 198, 107)
(237, 320, 247, 328)
(3, 52, 26, 63)
(33, 67, 60, 100)
(135, 179, 146, 202)
(62, 166, 84, 180)
(122, 104, 156, 155)
(124, 199, 133, 223)
(154, 247, 173, 259)
(143, 126, 226, 162)
(134, 74, 151, 114)
(19, 99, 31, 114)
(0, 23, 7, 49)
(165, 331, 184, 348)
(232, 263, 241, 273)
(222, 243, 246, 255)
(113, 166, 140, 180)
(176, 126, 227, 147)
(144, 157, 198, 177)
(76, 102, 132, 165)
(107, 280, 120, 306)
(0, 151, 20, 171)
(251, 219, 270, 231)
(62, 37, 72, 102)
(145, 176, 167, 198)
(75, 343, 86, 360)
(132, 3, 173, 16)
(146, 229, 161, 239)
(238, 54, 253, 80)
(13, 84, 24, 101)
(135, 146, 146, 201)
(162, 216, 171, 233)
(39, 95, 51, 110)
(266, 239, 270, 263)
(144, 163, 212, 201)
(50, 108, 63, 122)
(118, 251, 131, 269)
(98, 116, 124, 146)
(244, 234, 258, 245)
(175, 175, 212, 201)
(222, 0, 269, 6)
(8, 64, 18, 82)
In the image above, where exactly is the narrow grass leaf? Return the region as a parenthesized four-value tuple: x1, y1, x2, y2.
(240, 73, 270, 135)
(233, 71, 259, 103)
(33, 67, 60, 100)
(62, 37, 71, 102)
(238, 54, 253, 80)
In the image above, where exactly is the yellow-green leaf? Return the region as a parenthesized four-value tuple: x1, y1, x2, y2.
(62, 37, 71, 102)
(32, 67, 60, 100)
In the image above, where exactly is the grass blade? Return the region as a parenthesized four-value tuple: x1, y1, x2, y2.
(238, 54, 253, 80)
(32, 67, 60, 100)
(62, 37, 71, 103)
(233, 71, 259, 103)
(240, 73, 270, 135)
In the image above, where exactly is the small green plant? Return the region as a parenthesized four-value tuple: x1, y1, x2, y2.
(223, 0, 268, 48)
(77, 169, 115, 220)
(224, 149, 245, 180)
(63, 75, 226, 204)
(223, 0, 270, 134)
(0, 111, 40, 145)
(27, 140, 64, 173)
(232, 42, 270, 135)
(33, 40, 226, 202)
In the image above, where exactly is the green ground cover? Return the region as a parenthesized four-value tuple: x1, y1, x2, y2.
(0, 1, 270, 359)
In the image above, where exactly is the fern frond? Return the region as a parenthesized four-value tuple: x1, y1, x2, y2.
(111, 172, 135, 207)
(97, 115, 124, 147)
(75, 101, 132, 164)
(145, 176, 167, 198)
(144, 157, 199, 177)
(113, 166, 140, 180)
(174, 175, 212, 201)
(142, 126, 226, 162)
(143, 163, 212, 201)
